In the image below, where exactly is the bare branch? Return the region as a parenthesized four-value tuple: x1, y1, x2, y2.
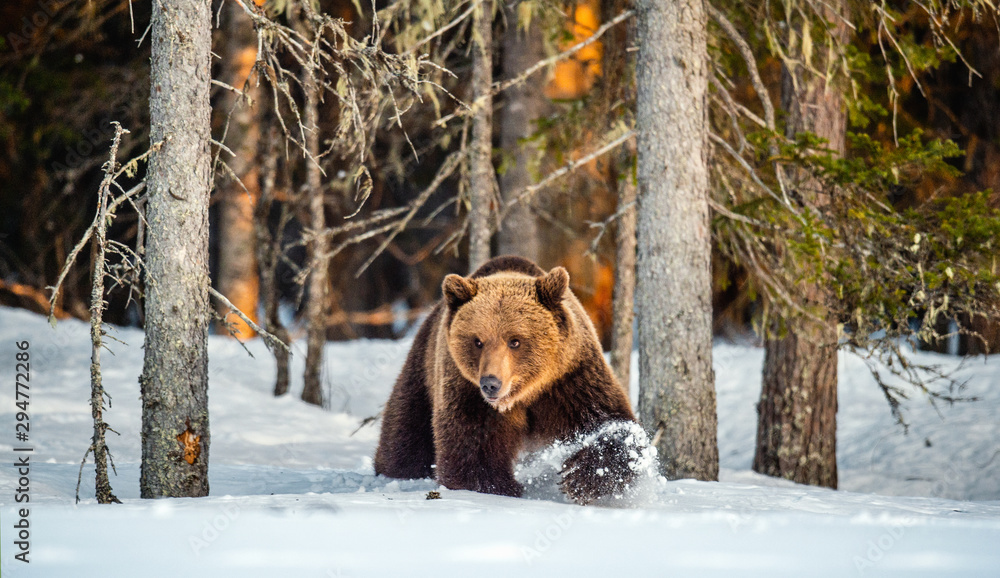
(499, 130, 636, 223)
(708, 5, 776, 131)
(434, 9, 635, 128)
(209, 286, 291, 354)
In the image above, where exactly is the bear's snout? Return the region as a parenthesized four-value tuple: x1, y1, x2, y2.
(480, 375, 502, 399)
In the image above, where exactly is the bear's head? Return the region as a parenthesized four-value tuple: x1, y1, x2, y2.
(442, 267, 571, 412)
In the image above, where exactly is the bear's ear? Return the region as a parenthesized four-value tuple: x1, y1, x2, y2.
(442, 274, 478, 311)
(536, 267, 569, 311)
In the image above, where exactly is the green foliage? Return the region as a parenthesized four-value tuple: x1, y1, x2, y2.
(0, 81, 30, 116)
(721, 124, 1000, 345)
(830, 131, 961, 189)
(842, 44, 888, 129)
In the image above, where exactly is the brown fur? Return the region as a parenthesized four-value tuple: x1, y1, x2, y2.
(374, 256, 638, 503)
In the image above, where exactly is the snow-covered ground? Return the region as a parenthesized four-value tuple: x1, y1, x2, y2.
(1, 305, 998, 576)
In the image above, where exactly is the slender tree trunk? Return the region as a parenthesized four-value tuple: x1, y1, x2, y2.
(301, 55, 327, 407)
(753, 1, 847, 490)
(603, 0, 636, 393)
(468, 0, 494, 273)
(496, 7, 543, 262)
(88, 124, 125, 505)
(635, 0, 718, 481)
(610, 162, 636, 392)
(140, 0, 212, 498)
(255, 99, 292, 397)
(215, 0, 261, 339)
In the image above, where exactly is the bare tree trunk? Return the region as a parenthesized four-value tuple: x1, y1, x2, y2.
(301, 54, 327, 407)
(468, 0, 494, 273)
(496, 8, 543, 262)
(753, 1, 847, 490)
(610, 163, 636, 392)
(603, 0, 636, 392)
(215, 0, 261, 339)
(88, 124, 125, 505)
(255, 101, 292, 397)
(140, 0, 212, 498)
(635, 0, 718, 481)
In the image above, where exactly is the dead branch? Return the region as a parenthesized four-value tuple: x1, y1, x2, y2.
(208, 286, 291, 354)
(708, 5, 776, 131)
(499, 129, 636, 223)
(434, 9, 635, 128)
(88, 121, 127, 505)
(404, 0, 482, 55)
(47, 136, 164, 320)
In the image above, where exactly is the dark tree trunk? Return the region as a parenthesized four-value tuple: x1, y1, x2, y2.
(301, 49, 327, 408)
(140, 0, 212, 498)
(496, 8, 544, 262)
(215, 0, 261, 339)
(755, 314, 839, 487)
(960, 313, 1000, 355)
(468, 1, 494, 273)
(753, 1, 847, 490)
(635, 0, 719, 481)
(255, 100, 292, 397)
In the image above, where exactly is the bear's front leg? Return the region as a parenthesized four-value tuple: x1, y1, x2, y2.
(433, 382, 525, 497)
(559, 423, 647, 505)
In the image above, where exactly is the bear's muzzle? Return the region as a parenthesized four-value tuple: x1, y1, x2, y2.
(480, 375, 502, 400)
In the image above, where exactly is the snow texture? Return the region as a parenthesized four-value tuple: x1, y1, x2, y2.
(1, 306, 999, 576)
(518, 420, 661, 506)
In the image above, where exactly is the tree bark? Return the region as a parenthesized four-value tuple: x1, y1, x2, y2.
(635, 0, 718, 481)
(214, 0, 261, 340)
(753, 1, 846, 490)
(610, 163, 636, 392)
(496, 5, 543, 262)
(468, 0, 494, 273)
(603, 0, 636, 393)
(755, 311, 839, 487)
(140, 0, 212, 498)
(301, 49, 327, 408)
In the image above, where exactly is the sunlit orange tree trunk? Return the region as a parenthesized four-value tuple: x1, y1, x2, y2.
(215, 0, 262, 339)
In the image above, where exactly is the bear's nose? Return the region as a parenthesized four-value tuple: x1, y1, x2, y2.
(480, 375, 501, 398)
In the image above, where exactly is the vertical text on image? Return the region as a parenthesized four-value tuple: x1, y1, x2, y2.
(13, 340, 33, 563)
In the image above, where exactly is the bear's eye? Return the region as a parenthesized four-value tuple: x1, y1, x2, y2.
(508, 338, 520, 349)
(474, 338, 483, 349)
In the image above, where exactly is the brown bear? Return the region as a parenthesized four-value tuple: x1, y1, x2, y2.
(374, 255, 647, 504)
